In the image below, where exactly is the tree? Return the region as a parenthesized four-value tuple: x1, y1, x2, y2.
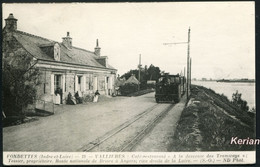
(2, 51, 40, 118)
(120, 64, 161, 90)
(147, 64, 161, 81)
(231, 90, 249, 112)
(121, 70, 136, 80)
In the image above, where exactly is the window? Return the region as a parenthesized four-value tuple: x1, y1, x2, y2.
(78, 76, 81, 84)
(54, 75, 62, 90)
(85, 74, 93, 90)
(170, 77, 175, 83)
(175, 77, 180, 83)
(98, 77, 105, 90)
(51, 74, 65, 95)
(54, 43, 60, 61)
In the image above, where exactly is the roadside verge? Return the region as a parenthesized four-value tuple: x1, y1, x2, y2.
(169, 85, 255, 151)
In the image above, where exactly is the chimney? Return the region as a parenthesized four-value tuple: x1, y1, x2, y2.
(62, 32, 72, 49)
(4, 13, 17, 32)
(94, 39, 101, 56)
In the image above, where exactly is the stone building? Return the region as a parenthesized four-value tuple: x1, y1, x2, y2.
(2, 13, 117, 107)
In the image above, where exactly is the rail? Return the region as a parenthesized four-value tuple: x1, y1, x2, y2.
(79, 103, 175, 152)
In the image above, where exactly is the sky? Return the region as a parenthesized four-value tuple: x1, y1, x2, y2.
(2, 2, 255, 79)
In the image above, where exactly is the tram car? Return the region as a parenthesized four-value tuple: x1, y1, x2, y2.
(155, 73, 186, 103)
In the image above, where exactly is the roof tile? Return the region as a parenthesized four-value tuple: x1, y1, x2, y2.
(13, 30, 116, 70)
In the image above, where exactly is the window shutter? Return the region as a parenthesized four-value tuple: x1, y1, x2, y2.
(90, 74, 93, 90)
(75, 75, 78, 92)
(62, 75, 66, 93)
(51, 74, 54, 95)
(93, 76, 97, 91)
(105, 76, 107, 90)
(109, 77, 113, 89)
(82, 75, 86, 91)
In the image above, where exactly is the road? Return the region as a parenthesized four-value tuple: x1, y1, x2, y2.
(132, 95, 186, 151)
(3, 92, 186, 152)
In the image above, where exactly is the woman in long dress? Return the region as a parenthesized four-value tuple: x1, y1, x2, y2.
(55, 94, 61, 104)
(93, 90, 100, 102)
(54, 88, 61, 105)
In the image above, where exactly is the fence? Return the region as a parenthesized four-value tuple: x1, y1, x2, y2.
(34, 99, 55, 114)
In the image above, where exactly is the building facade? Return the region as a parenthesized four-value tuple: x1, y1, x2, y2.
(2, 13, 117, 106)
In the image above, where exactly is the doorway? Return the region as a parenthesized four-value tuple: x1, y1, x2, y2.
(77, 76, 82, 92)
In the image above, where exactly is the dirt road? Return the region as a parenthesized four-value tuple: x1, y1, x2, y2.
(132, 95, 187, 151)
(3, 93, 186, 152)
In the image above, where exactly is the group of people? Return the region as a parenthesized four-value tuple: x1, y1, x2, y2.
(66, 90, 100, 105)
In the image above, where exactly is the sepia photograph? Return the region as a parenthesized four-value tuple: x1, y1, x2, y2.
(2, 1, 256, 165)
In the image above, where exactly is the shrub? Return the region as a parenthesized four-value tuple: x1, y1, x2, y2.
(2, 51, 40, 119)
(120, 83, 138, 95)
(232, 90, 249, 112)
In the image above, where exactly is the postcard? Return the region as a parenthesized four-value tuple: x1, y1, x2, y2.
(2, 2, 256, 165)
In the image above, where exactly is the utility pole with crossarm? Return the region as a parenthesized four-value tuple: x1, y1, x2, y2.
(163, 27, 191, 98)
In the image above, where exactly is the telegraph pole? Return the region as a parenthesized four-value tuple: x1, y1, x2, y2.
(138, 54, 142, 91)
(187, 27, 191, 98)
(184, 67, 186, 89)
(163, 27, 191, 98)
(190, 57, 192, 89)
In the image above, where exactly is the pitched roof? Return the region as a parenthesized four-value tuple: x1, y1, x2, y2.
(12, 30, 116, 70)
(125, 75, 140, 84)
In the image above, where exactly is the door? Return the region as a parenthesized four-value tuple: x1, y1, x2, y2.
(77, 76, 82, 92)
(54, 75, 62, 92)
(54, 74, 62, 104)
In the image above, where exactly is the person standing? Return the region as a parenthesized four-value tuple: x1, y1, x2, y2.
(54, 88, 61, 105)
(93, 90, 100, 102)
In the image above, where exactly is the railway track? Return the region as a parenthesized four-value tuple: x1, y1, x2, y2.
(78, 103, 175, 152)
